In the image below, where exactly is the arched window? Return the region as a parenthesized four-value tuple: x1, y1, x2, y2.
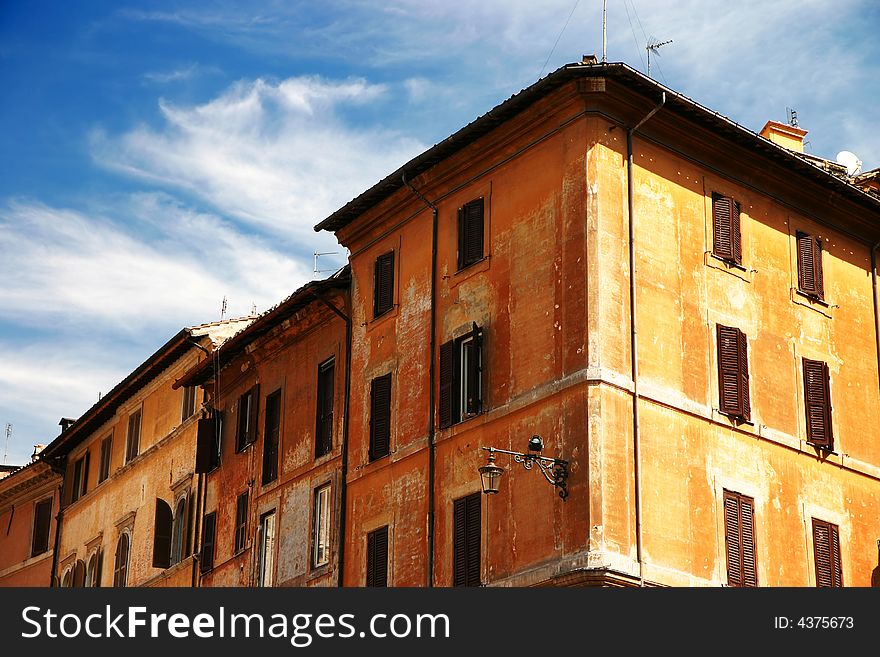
(113, 533, 130, 587)
(72, 559, 86, 587)
(86, 549, 103, 587)
(152, 498, 173, 568)
(171, 496, 187, 566)
(61, 568, 73, 588)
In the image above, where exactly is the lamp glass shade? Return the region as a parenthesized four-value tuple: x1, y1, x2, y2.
(479, 462, 503, 494)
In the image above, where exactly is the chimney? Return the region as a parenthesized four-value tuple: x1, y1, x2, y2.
(759, 120, 808, 153)
(59, 417, 75, 432)
(31, 444, 46, 462)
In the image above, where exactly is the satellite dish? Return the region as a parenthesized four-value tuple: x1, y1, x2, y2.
(836, 151, 862, 177)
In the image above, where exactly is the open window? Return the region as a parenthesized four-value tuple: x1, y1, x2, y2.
(439, 323, 483, 429)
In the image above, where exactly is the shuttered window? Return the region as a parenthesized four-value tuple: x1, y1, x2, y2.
(796, 231, 825, 300)
(370, 373, 392, 461)
(262, 389, 281, 485)
(803, 358, 832, 449)
(152, 498, 173, 568)
(171, 497, 187, 566)
(722, 490, 757, 587)
(182, 385, 198, 421)
(125, 409, 141, 464)
(712, 193, 742, 264)
(374, 251, 395, 317)
(200, 511, 217, 573)
(195, 411, 222, 474)
(453, 493, 481, 586)
(315, 359, 335, 458)
(234, 491, 249, 554)
(69, 453, 89, 504)
(717, 325, 750, 421)
(812, 518, 843, 587)
(235, 384, 260, 452)
(113, 533, 129, 587)
(98, 435, 112, 483)
(366, 525, 389, 587)
(31, 498, 53, 557)
(438, 323, 483, 429)
(458, 198, 484, 270)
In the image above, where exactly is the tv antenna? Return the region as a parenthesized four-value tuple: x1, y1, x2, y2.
(646, 38, 672, 77)
(220, 295, 227, 320)
(3, 423, 11, 465)
(786, 107, 799, 127)
(314, 251, 339, 275)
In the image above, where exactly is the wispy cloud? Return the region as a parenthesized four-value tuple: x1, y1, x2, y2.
(91, 75, 426, 242)
(143, 63, 220, 84)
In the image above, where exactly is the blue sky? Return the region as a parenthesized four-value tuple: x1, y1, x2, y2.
(1, 0, 878, 465)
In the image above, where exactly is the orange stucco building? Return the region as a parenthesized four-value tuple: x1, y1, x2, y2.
(313, 60, 880, 587)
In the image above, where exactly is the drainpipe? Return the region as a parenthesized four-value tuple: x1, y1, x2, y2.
(308, 287, 352, 588)
(873, 242, 880, 392)
(47, 455, 67, 586)
(402, 171, 438, 588)
(626, 92, 665, 586)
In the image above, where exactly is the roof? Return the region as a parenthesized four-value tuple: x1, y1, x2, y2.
(39, 316, 255, 461)
(314, 61, 880, 236)
(0, 459, 59, 507)
(173, 266, 351, 389)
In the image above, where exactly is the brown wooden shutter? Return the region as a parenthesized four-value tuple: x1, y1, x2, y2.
(812, 518, 843, 587)
(366, 525, 388, 587)
(200, 511, 216, 573)
(99, 436, 112, 482)
(723, 490, 757, 587)
(439, 340, 455, 429)
(196, 415, 216, 473)
(81, 451, 90, 497)
(373, 251, 395, 317)
(152, 499, 173, 568)
(458, 199, 484, 269)
(717, 325, 748, 420)
(797, 231, 825, 300)
(248, 384, 260, 446)
(465, 323, 483, 416)
(31, 499, 52, 556)
(113, 534, 129, 587)
(235, 492, 248, 553)
(803, 359, 832, 448)
(453, 493, 481, 586)
(730, 200, 742, 264)
(370, 373, 392, 461)
(316, 360, 335, 457)
(262, 390, 281, 485)
(712, 194, 742, 264)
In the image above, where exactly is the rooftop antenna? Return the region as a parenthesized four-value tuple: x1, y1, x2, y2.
(314, 251, 339, 275)
(220, 295, 227, 320)
(251, 302, 257, 315)
(646, 38, 672, 77)
(3, 423, 10, 464)
(602, 0, 608, 62)
(786, 107, 799, 127)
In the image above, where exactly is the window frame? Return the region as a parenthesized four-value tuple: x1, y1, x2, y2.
(373, 250, 395, 318)
(125, 408, 142, 464)
(235, 385, 260, 453)
(181, 385, 198, 422)
(315, 358, 335, 458)
(439, 323, 483, 429)
(311, 483, 332, 569)
(113, 532, 130, 587)
(234, 491, 249, 555)
(258, 510, 276, 587)
(722, 489, 757, 587)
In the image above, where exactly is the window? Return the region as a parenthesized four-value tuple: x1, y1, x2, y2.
(182, 385, 198, 422)
(439, 323, 483, 429)
(722, 490, 757, 587)
(366, 525, 388, 587)
(98, 435, 112, 483)
(73, 559, 86, 587)
(370, 373, 392, 461)
(31, 498, 52, 557)
(712, 193, 742, 265)
(803, 358, 832, 449)
(453, 493, 481, 587)
(796, 231, 825, 300)
(85, 550, 102, 587)
(70, 452, 89, 503)
(200, 511, 217, 573)
(171, 497, 187, 565)
(235, 385, 260, 452)
(458, 198, 484, 270)
(152, 498, 173, 568)
(195, 411, 222, 473)
(373, 250, 395, 318)
(113, 533, 130, 587)
(312, 484, 332, 568)
(812, 518, 842, 587)
(262, 389, 281, 485)
(315, 359, 335, 458)
(258, 511, 276, 587)
(717, 325, 750, 421)
(234, 491, 249, 554)
(125, 408, 141, 464)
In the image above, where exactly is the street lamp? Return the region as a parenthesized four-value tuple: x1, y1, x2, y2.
(479, 436, 569, 500)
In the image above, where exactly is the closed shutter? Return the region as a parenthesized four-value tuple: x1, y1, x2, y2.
(813, 518, 843, 587)
(31, 499, 52, 556)
(316, 360, 335, 457)
(126, 410, 141, 462)
(374, 251, 395, 317)
(717, 325, 749, 420)
(797, 232, 825, 300)
(367, 526, 389, 587)
(81, 451, 90, 497)
(723, 490, 757, 587)
(465, 323, 483, 416)
(712, 194, 742, 264)
(458, 199, 484, 269)
(99, 436, 112, 482)
(370, 373, 392, 461)
(200, 512, 217, 573)
(235, 492, 248, 553)
(196, 415, 216, 473)
(803, 359, 832, 448)
(262, 390, 281, 484)
(439, 341, 455, 429)
(453, 493, 481, 586)
(237, 386, 259, 451)
(152, 499, 173, 568)
(248, 384, 260, 447)
(113, 534, 129, 587)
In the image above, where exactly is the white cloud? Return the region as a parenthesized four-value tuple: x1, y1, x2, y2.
(91, 75, 426, 241)
(143, 63, 220, 83)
